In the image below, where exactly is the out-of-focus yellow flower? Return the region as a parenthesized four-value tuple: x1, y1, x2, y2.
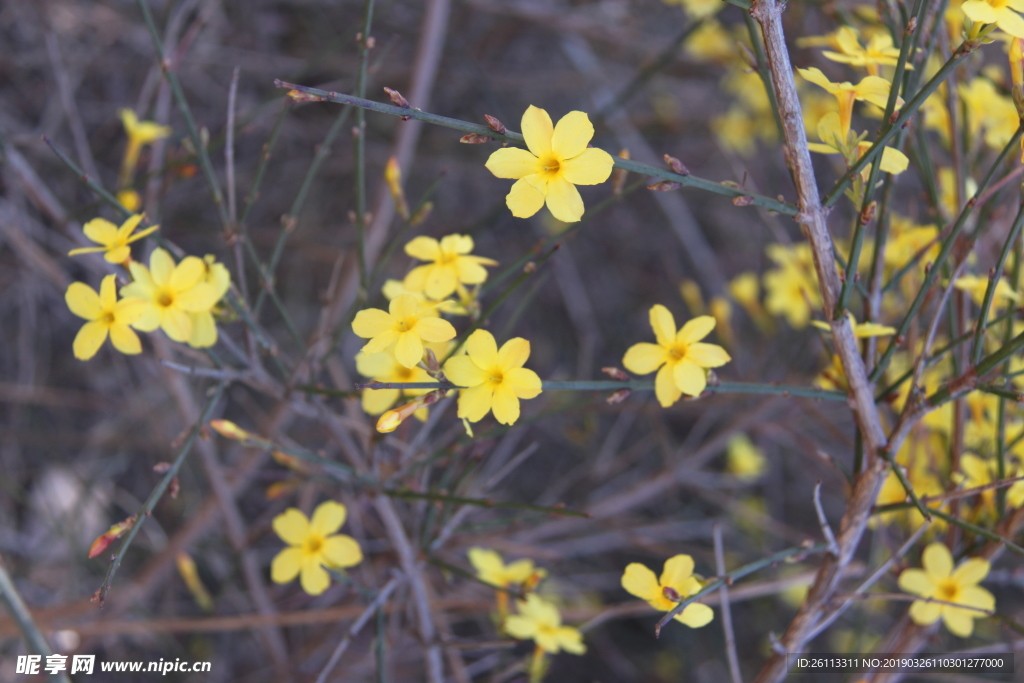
(485, 106, 614, 222)
(270, 501, 363, 596)
(962, 0, 1024, 38)
(664, 0, 723, 19)
(808, 112, 909, 176)
(763, 243, 822, 329)
(119, 109, 171, 185)
(443, 329, 542, 425)
(65, 275, 147, 360)
(799, 67, 900, 134)
(821, 26, 902, 75)
(185, 255, 231, 349)
(812, 313, 896, 338)
(121, 248, 220, 345)
(954, 273, 1021, 308)
(402, 234, 497, 300)
(67, 214, 158, 264)
(505, 594, 586, 655)
(621, 554, 714, 628)
(684, 20, 735, 63)
(117, 189, 142, 213)
(351, 294, 456, 368)
(622, 306, 731, 407)
(725, 434, 766, 480)
(959, 79, 1019, 151)
(898, 542, 994, 637)
(469, 547, 546, 588)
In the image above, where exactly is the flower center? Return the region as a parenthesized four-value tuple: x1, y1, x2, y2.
(156, 288, 175, 308)
(100, 311, 116, 326)
(489, 370, 505, 385)
(537, 153, 562, 179)
(662, 586, 681, 602)
(668, 343, 688, 362)
(303, 535, 324, 556)
(937, 579, 960, 603)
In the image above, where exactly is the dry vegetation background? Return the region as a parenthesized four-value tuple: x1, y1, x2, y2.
(1, 0, 1022, 681)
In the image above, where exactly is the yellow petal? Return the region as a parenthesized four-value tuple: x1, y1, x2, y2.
(922, 542, 953, 579)
(404, 236, 441, 261)
(299, 562, 330, 596)
(686, 342, 731, 368)
(545, 177, 584, 223)
(352, 308, 395, 338)
(649, 305, 676, 347)
(113, 297, 148, 326)
(505, 368, 542, 399)
(175, 283, 219, 312)
(411, 316, 456, 343)
(677, 315, 716, 344)
(559, 147, 614, 185)
(468, 548, 505, 582)
(104, 245, 131, 264)
(83, 218, 118, 245)
(67, 246, 108, 257)
(908, 599, 941, 625)
(272, 508, 310, 545)
(655, 363, 682, 407)
(798, 67, 837, 93)
(422, 266, 457, 300)
(506, 176, 546, 218)
(676, 602, 714, 628)
(942, 608, 975, 637)
(361, 330, 398, 354)
(491, 384, 521, 424)
(403, 264, 432, 293)
(394, 331, 424, 368)
(321, 534, 363, 568)
(485, 147, 541, 179)
(623, 342, 666, 375)
(116, 213, 145, 240)
(149, 248, 175, 286)
(897, 568, 933, 596)
(66, 282, 102, 321)
(962, 0, 998, 23)
(310, 500, 346, 536)
(660, 554, 696, 593)
(959, 585, 995, 612)
(109, 324, 142, 355)
(521, 105, 554, 157)
(73, 321, 109, 360)
(270, 547, 303, 584)
(444, 355, 488, 388)
(498, 337, 530, 369)
(466, 329, 498, 366)
(455, 258, 490, 285)
(170, 256, 206, 291)
(458, 383, 494, 422)
(187, 311, 217, 348)
(674, 359, 707, 396)
(554, 626, 586, 654)
(504, 614, 537, 641)
(389, 293, 420, 320)
(951, 558, 990, 586)
(879, 146, 909, 175)
(362, 387, 399, 414)
(98, 275, 118, 309)
(551, 111, 595, 160)
(998, 6, 1024, 37)
(621, 562, 661, 601)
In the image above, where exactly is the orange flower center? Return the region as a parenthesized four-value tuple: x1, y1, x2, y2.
(101, 311, 116, 325)
(668, 343, 689, 362)
(937, 579, 960, 603)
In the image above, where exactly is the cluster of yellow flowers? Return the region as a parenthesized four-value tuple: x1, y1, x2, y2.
(65, 213, 230, 360)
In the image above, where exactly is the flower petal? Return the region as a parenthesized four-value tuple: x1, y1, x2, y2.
(468, 548, 504, 583)
(686, 342, 731, 368)
(554, 626, 586, 654)
(73, 321, 108, 360)
(394, 331, 424, 368)
(270, 548, 303, 584)
(621, 563, 660, 601)
(551, 111, 595, 160)
(310, 500, 347, 536)
(674, 359, 707, 396)
(402, 264, 432, 293)
(149, 248, 175, 286)
(187, 311, 217, 348)
(942, 608, 976, 637)
(83, 218, 119, 245)
(650, 305, 677, 347)
(959, 585, 995, 612)
(444, 355, 488, 388)
(922, 542, 953, 579)
(506, 176, 546, 218)
(404, 236, 441, 261)
(660, 554, 696, 593)
(175, 283, 219, 312)
(109, 324, 142, 355)
(521, 105, 554, 157)
(412, 316, 456, 343)
(677, 316, 716, 344)
(486, 147, 541, 179)
(423, 265, 457, 300)
(455, 258, 490, 285)
(458, 383, 494, 422)
(321, 534, 363, 568)
(655, 363, 682, 407)
(161, 308, 192, 342)
(897, 568, 933, 597)
(389, 293, 421, 320)
(66, 282, 102, 321)
(676, 603, 714, 628)
(559, 147, 614, 185)
(951, 558, 991, 586)
(352, 308, 395, 338)
(299, 562, 330, 596)
(273, 508, 310, 545)
(104, 245, 131, 264)
(116, 213, 144, 240)
(169, 256, 206, 291)
(623, 342, 667, 375)
(361, 330, 398, 354)
(962, 0, 998, 24)
(491, 384, 522, 424)
(908, 599, 941, 625)
(498, 337, 531, 369)
(545, 177, 585, 223)
(505, 368, 542, 399)
(466, 329, 499, 367)
(997, 6, 1024, 38)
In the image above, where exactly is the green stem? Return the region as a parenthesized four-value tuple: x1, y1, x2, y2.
(971, 198, 1024, 364)
(0, 561, 72, 683)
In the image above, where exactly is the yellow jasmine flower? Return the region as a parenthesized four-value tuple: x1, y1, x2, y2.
(468, 547, 545, 588)
(65, 275, 147, 360)
(684, 20, 736, 63)
(187, 255, 231, 349)
(117, 189, 142, 213)
(622, 306, 731, 407)
(953, 453, 999, 520)
(442, 329, 542, 425)
(798, 67, 899, 134)
(485, 105, 614, 222)
(402, 234, 497, 300)
(763, 243, 822, 329)
(954, 273, 1021, 308)
(664, 0, 723, 19)
(356, 350, 433, 417)
(271, 501, 363, 596)
(959, 79, 1019, 150)
(726, 434, 767, 480)
(811, 313, 896, 338)
(120, 248, 220, 344)
(351, 293, 456, 368)
(621, 554, 714, 628)
(120, 109, 171, 182)
(898, 542, 995, 637)
(822, 26, 902, 75)
(67, 214, 159, 264)
(962, 0, 1024, 38)
(505, 594, 586, 655)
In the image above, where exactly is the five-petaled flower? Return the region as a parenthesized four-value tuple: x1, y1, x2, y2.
(356, 350, 434, 417)
(504, 594, 586, 655)
(962, 0, 1024, 38)
(68, 214, 159, 264)
(621, 554, 714, 629)
(485, 105, 614, 223)
(622, 306, 731, 407)
(65, 275, 148, 360)
(898, 542, 995, 637)
(121, 248, 221, 345)
(402, 234, 497, 301)
(271, 501, 363, 596)
(468, 547, 546, 589)
(352, 293, 457, 368)
(442, 329, 542, 425)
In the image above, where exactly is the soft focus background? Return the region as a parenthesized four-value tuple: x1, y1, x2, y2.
(2, 0, 1021, 681)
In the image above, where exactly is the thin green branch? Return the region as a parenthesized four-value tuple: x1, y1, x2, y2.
(381, 489, 588, 518)
(0, 561, 72, 683)
(971, 198, 1024, 364)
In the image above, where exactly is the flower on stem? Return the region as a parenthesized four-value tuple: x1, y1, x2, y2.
(961, 0, 1024, 38)
(898, 542, 994, 637)
(621, 554, 714, 629)
(820, 26, 902, 75)
(485, 106, 614, 222)
(622, 306, 731, 407)
(469, 547, 547, 623)
(67, 214, 159, 264)
(119, 109, 171, 186)
(811, 313, 896, 338)
(270, 501, 363, 596)
(798, 67, 899, 135)
(65, 275, 147, 360)
(763, 243, 822, 329)
(442, 329, 542, 425)
(808, 112, 909, 178)
(505, 594, 586, 655)
(402, 234, 497, 300)
(357, 350, 433, 417)
(120, 248, 221, 345)
(351, 293, 456, 368)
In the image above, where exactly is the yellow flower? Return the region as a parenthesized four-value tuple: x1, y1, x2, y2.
(67, 214, 159, 264)
(117, 189, 142, 213)
(186, 255, 231, 349)
(120, 248, 221, 344)
(809, 112, 909, 176)
(726, 434, 767, 480)
(402, 234, 497, 300)
(821, 26, 902, 75)
(120, 109, 171, 181)
(621, 554, 714, 628)
(962, 0, 1024, 38)
(351, 293, 456, 368)
(504, 594, 586, 655)
(443, 330, 542, 425)
(763, 243, 822, 329)
(65, 275, 147, 360)
(485, 106, 614, 222)
(356, 350, 433, 416)
(898, 542, 995, 637)
(954, 273, 1020, 309)
(468, 547, 545, 588)
(664, 0, 723, 18)
(270, 501, 363, 596)
(799, 67, 899, 135)
(811, 313, 896, 338)
(622, 306, 731, 407)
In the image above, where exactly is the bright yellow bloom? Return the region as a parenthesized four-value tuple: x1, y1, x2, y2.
(67, 214, 159, 264)
(726, 434, 767, 480)
(821, 26, 902, 75)
(898, 542, 995, 637)
(763, 243, 822, 329)
(468, 547, 546, 588)
(621, 554, 714, 629)
(185, 255, 231, 349)
(356, 350, 433, 417)
(351, 294, 456, 368)
(121, 248, 220, 344)
(270, 501, 363, 596)
(799, 67, 899, 135)
(485, 106, 614, 222)
(504, 594, 586, 655)
(443, 329, 542, 425)
(959, 79, 1019, 151)
(119, 109, 172, 185)
(65, 275, 147, 360)
(954, 273, 1021, 309)
(622, 306, 731, 407)
(402, 234, 497, 300)
(962, 0, 1024, 38)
